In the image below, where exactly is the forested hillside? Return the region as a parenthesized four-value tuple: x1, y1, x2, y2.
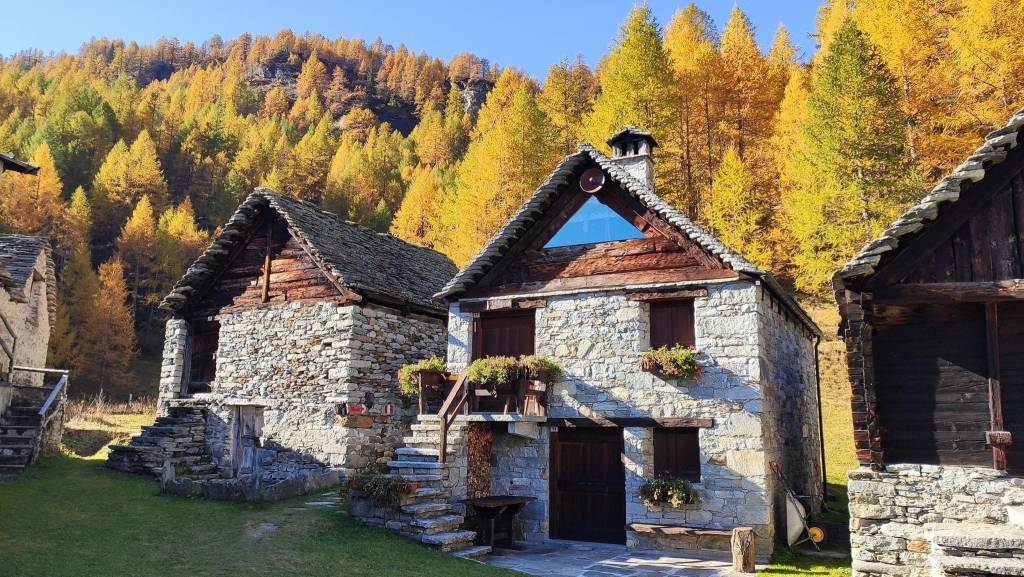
(0, 0, 1022, 398)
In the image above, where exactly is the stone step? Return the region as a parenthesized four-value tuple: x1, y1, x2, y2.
(5, 406, 43, 416)
(401, 501, 452, 517)
(451, 545, 492, 560)
(0, 415, 40, 426)
(0, 454, 30, 466)
(418, 530, 477, 552)
(0, 445, 33, 455)
(0, 434, 34, 446)
(399, 487, 444, 505)
(932, 524, 1024, 552)
(394, 447, 440, 461)
(385, 473, 442, 485)
(387, 460, 444, 470)
(408, 514, 465, 535)
(936, 556, 1024, 576)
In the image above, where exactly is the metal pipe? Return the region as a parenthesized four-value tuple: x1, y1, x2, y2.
(814, 334, 829, 508)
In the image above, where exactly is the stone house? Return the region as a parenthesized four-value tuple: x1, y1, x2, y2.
(0, 233, 64, 473)
(366, 129, 823, 557)
(107, 189, 457, 499)
(835, 108, 1024, 576)
(0, 235, 57, 380)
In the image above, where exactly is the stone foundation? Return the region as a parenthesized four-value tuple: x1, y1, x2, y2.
(849, 464, 1024, 576)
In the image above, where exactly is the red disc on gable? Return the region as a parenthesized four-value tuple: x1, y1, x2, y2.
(579, 168, 605, 194)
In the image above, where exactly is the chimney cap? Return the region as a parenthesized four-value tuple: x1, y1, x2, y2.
(606, 126, 659, 149)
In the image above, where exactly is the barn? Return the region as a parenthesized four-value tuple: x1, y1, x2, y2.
(835, 108, 1024, 576)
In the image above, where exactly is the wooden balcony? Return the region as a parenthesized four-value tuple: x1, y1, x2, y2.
(416, 373, 548, 418)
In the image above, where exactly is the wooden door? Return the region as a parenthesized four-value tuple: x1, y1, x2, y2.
(232, 406, 263, 476)
(998, 302, 1024, 474)
(550, 427, 626, 544)
(473, 310, 535, 359)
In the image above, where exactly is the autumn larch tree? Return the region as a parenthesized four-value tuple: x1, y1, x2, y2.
(784, 18, 923, 293)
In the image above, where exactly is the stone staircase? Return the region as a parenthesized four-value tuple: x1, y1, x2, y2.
(0, 403, 43, 473)
(352, 415, 488, 560)
(106, 406, 218, 479)
(928, 515, 1024, 576)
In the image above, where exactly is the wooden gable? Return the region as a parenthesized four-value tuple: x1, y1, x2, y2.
(189, 208, 344, 319)
(465, 167, 737, 298)
(867, 146, 1024, 296)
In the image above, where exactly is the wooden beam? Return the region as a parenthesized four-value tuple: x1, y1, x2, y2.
(625, 288, 709, 301)
(459, 297, 546, 313)
(985, 302, 1008, 471)
(872, 281, 1024, 303)
(546, 416, 714, 428)
(464, 268, 739, 299)
(260, 224, 272, 303)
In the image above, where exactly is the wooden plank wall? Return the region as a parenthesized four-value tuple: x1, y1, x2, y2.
(190, 214, 340, 319)
(904, 174, 1024, 283)
(872, 303, 992, 466)
(483, 237, 736, 295)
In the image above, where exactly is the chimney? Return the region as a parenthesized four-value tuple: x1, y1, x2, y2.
(607, 127, 658, 189)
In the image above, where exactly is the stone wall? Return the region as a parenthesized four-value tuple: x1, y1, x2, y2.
(449, 280, 819, 549)
(756, 285, 822, 523)
(539, 284, 773, 541)
(489, 429, 550, 539)
(156, 300, 446, 487)
(848, 464, 1024, 577)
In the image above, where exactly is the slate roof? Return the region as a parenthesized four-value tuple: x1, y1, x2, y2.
(160, 189, 458, 314)
(0, 235, 49, 302)
(0, 153, 38, 175)
(437, 144, 820, 336)
(834, 107, 1024, 286)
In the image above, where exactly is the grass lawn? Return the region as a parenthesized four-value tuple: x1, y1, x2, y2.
(0, 455, 517, 577)
(0, 368, 853, 577)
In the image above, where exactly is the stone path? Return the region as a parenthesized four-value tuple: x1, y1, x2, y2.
(483, 541, 759, 577)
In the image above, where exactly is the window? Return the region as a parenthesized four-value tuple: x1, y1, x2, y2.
(653, 428, 700, 481)
(649, 300, 695, 348)
(473, 310, 535, 359)
(544, 197, 645, 248)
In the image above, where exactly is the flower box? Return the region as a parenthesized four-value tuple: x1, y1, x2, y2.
(639, 474, 701, 509)
(639, 345, 701, 380)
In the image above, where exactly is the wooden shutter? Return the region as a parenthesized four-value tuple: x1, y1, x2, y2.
(653, 428, 700, 481)
(473, 310, 535, 359)
(650, 300, 696, 348)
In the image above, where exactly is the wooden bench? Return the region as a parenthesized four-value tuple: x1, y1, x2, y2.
(628, 523, 761, 568)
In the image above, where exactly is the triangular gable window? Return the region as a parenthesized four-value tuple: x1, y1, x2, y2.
(544, 196, 645, 248)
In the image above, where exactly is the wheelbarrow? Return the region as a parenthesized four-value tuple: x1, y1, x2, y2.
(769, 461, 828, 550)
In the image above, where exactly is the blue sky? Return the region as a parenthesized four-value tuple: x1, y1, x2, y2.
(1, 1, 823, 79)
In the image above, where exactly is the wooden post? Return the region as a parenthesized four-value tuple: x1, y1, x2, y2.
(260, 225, 272, 303)
(985, 302, 1008, 470)
(731, 527, 756, 573)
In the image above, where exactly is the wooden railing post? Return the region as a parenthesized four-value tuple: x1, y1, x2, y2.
(435, 374, 469, 464)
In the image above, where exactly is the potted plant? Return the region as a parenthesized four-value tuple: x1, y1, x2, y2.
(397, 357, 448, 396)
(518, 355, 563, 386)
(638, 474, 701, 508)
(466, 356, 520, 392)
(639, 345, 701, 380)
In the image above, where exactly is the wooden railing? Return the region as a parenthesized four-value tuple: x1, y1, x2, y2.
(436, 374, 468, 464)
(10, 367, 69, 464)
(0, 310, 17, 381)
